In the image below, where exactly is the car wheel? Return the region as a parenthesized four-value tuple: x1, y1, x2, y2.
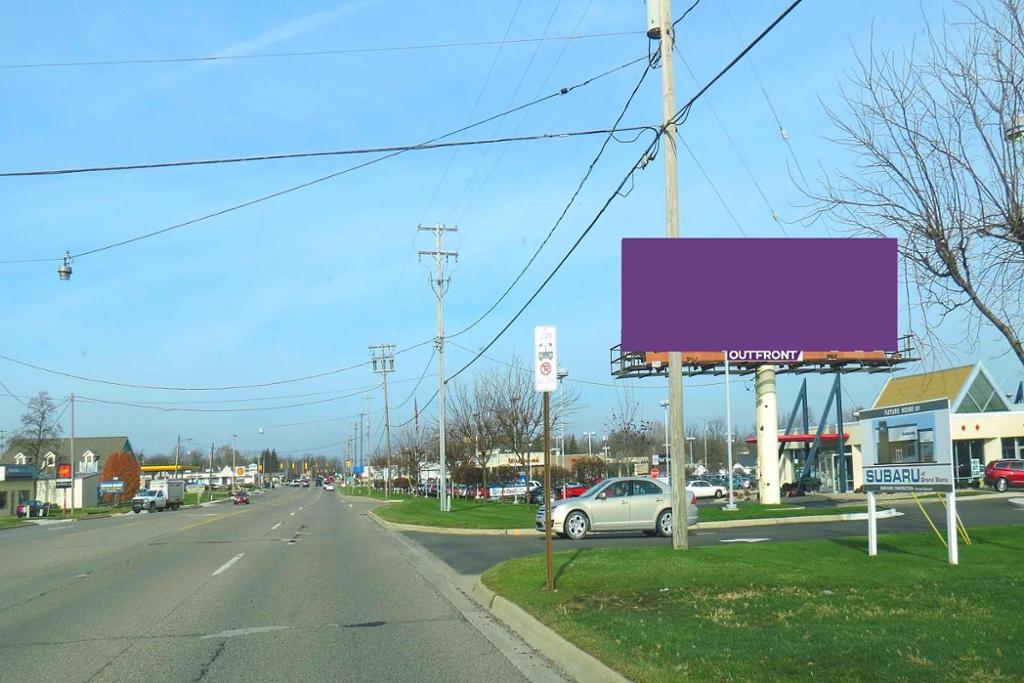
(656, 509, 673, 537)
(149, 502, 155, 512)
(564, 511, 589, 540)
(995, 477, 1009, 492)
(714, 489, 724, 498)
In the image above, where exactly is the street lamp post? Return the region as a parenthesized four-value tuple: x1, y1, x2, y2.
(556, 369, 568, 462)
(702, 418, 708, 469)
(231, 434, 238, 492)
(583, 431, 596, 457)
(686, 436, 696, 474)
(659, 399, 670, 476)
(1005, 115, 1024, 143)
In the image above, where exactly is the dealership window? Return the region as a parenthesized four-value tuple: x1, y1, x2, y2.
(954, 440, 985, 479)
(1002, 437, 1024, 459)
(958, 372, 1004, 413)
(0, 491, 7, 512)
(17, 489, 30, 504)
(14, 453, 27, 465)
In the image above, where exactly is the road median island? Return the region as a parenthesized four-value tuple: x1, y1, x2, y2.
(372, 495, 540, 530)
(481, 526, 1024, 682)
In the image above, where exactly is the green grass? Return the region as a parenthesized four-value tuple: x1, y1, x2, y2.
(184, 491, 232, 506)
(337, 486, 411, 500)
(374, 495, 538, 529)
(0, 516, 28, 528)
(698, 502, 867, 522)
(483, 526, 1024, 682)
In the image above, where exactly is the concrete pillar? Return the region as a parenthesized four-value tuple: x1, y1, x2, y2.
(780, 451, 795, 485)
(756, 365, 781, 505)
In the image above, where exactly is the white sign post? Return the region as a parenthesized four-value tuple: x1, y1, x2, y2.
(859, 398, 958, 565)
(534, 325, 557, 591)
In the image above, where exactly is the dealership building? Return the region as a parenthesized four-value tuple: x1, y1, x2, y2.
(777, 363, 1024, 492)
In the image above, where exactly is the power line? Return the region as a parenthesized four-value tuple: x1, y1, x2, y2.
(263, 412, 366, 429)
(449, 56, 656, 339)
(678, 137, 748, 236)
(445, 0, 806, 385)
(0, 31, 640, 70)
(0, 378, 28, 408)
(0, 353, 372, 391)
(0, 54, 649, 265)
(0, 126, 653, 178)
(76, 385, 372, 412)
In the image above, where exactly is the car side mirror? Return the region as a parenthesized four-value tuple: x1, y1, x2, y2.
(596, 492, 606, 500)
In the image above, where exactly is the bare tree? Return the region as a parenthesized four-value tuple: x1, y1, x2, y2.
(16, 391, 63, 467)
(604, 388, 655, 477)
(446, 373, 502, 490)
(808, 0, 1024, 365)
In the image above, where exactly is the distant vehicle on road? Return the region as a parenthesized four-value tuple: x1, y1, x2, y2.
(985, 459, 1024, 491)
(16, 500, 60, 518)
(132, 479, 184, 513)
(537, 477, 698, 540)
(686, 479, 727, 499)
(324, 483, 335, 491)
(302, 480, 310, 488)
(232, 491, 250, 505)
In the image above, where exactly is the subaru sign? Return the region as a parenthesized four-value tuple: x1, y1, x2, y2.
(859, 399, 953, 493)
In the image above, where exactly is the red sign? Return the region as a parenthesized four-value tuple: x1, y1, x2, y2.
(650, 467, 660, 479)
(57, 463, 72, 479)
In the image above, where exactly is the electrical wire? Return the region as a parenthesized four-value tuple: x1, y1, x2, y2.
(263, 412, 365, 429)
(0, 378, 28, 407)
(678, 136, 748, 236)
(0, 54, 649, 265)
(392, 347, 437, 411)
(448, 56, 655, 339)
(445, 0, 805, 385)
(0, 126, 653, 178)
(75, 385, 372, 412)
(0, 31, 640, 70)
(0, 353, 371, 391)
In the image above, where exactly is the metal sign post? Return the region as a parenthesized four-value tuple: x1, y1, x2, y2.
(535, 325, 557, 592)
(859, 399, 957, 565)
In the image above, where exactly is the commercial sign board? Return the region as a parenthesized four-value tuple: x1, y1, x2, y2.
(534, 325, 558, 393)
(55, 481, 73, 489)
(859, 399, 953, 493)
(725, 350, 804, 363)
(621, 238, 898, 352)
(57, 463, 72, 479)
(99, 480, 125, 493)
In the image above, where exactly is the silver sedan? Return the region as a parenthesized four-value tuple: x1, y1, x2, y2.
(535, 477, 698, 540)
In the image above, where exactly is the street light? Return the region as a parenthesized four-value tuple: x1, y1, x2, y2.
(57, 251, 72, 281)
(686, 436, 696, 471)
(1005, 115, 1024, 143)
(582, 431, 596, 457)
(659, 400, 670, 473)
(231, 434, 238, 492)
(556, 368, 568, 460)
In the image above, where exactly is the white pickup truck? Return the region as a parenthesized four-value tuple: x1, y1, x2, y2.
(132, 479, 185, 513)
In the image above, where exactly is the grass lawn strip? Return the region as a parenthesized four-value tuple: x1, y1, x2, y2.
(483, 526, 1024, 682)
(698, 502, 868, 522)
(374, 495, 538, 529)
(338, 486, 410, 500)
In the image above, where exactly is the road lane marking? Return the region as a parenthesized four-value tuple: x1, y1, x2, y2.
(213, 553, 245, 576)
(348, 504, 353, 508)
(298, 506, 304, 510)
(271, 522, 281, 530)
(720, 538, 771, 543)
(289, 512, 295, 516)
(203, 626, 291, 639)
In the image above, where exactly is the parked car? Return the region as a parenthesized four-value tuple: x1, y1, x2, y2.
(686, 479, 727, 499)
(232, 491, 250, 504)
(15, 500, 60, 518)
(536, 477, 698, 540)
(984, 459, 1024, 491)
(323, 483, 335, 491)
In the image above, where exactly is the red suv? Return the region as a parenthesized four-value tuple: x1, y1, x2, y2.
(984, 459, 1024, 492)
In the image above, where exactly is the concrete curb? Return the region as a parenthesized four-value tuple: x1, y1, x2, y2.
(479, 578, 631, 683)
(0, 521, 36, 531)
(1009, 497, 1024, 509)
(367, 507, 905, 536)
(368, 510, 537, 536)
(691, 508, 902, 530)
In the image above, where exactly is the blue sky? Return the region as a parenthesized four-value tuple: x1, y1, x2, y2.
(2, 0, 1021, 459)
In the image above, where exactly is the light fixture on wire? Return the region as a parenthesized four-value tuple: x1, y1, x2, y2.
(57, 251, 72, 281)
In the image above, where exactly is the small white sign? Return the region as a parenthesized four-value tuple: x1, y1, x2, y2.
(534, 326, 558, 393)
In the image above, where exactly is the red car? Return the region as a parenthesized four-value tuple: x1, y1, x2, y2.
(232, 491, 250, 505)
(984, 459, 1024, 492)
(557, 482, 590, 499)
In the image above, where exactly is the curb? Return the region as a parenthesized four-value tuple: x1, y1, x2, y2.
(691, 508, 902, 530)
(1009, 497, 1024, 509)
(368, 510, 537, 536)
(476, 578, 630, 683)
(0, 521, 35, 531)
(367, 508, 904, 536)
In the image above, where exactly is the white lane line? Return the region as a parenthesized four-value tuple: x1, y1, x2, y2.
(203, 625, 291, 639)
(289, 512, 295, 516)
(212, 553, 245, 576)
(298, 506, 304, 511)
(720, 538, 771, 544)
(348, 504, 353, 508)
(271, 522, 282, 530)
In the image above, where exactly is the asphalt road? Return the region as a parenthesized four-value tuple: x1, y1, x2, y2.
(0, 488, 560, 683)
(404, 495, 1024, 575)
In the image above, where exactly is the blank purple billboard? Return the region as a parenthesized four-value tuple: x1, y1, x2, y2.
(621, 238, 898, 352)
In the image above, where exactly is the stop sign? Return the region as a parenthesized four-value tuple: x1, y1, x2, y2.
(650, 467, 660, 478)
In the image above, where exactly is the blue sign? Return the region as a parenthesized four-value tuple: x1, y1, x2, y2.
(352, 465, 365, 474)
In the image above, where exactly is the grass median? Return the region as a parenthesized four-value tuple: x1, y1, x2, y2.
(374, 495, 539, 529)
(184, 491, 232, 506)
(698, 502, 867, 522)
(338, 486, 411, 500)
(483, 526, 1024, 682)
